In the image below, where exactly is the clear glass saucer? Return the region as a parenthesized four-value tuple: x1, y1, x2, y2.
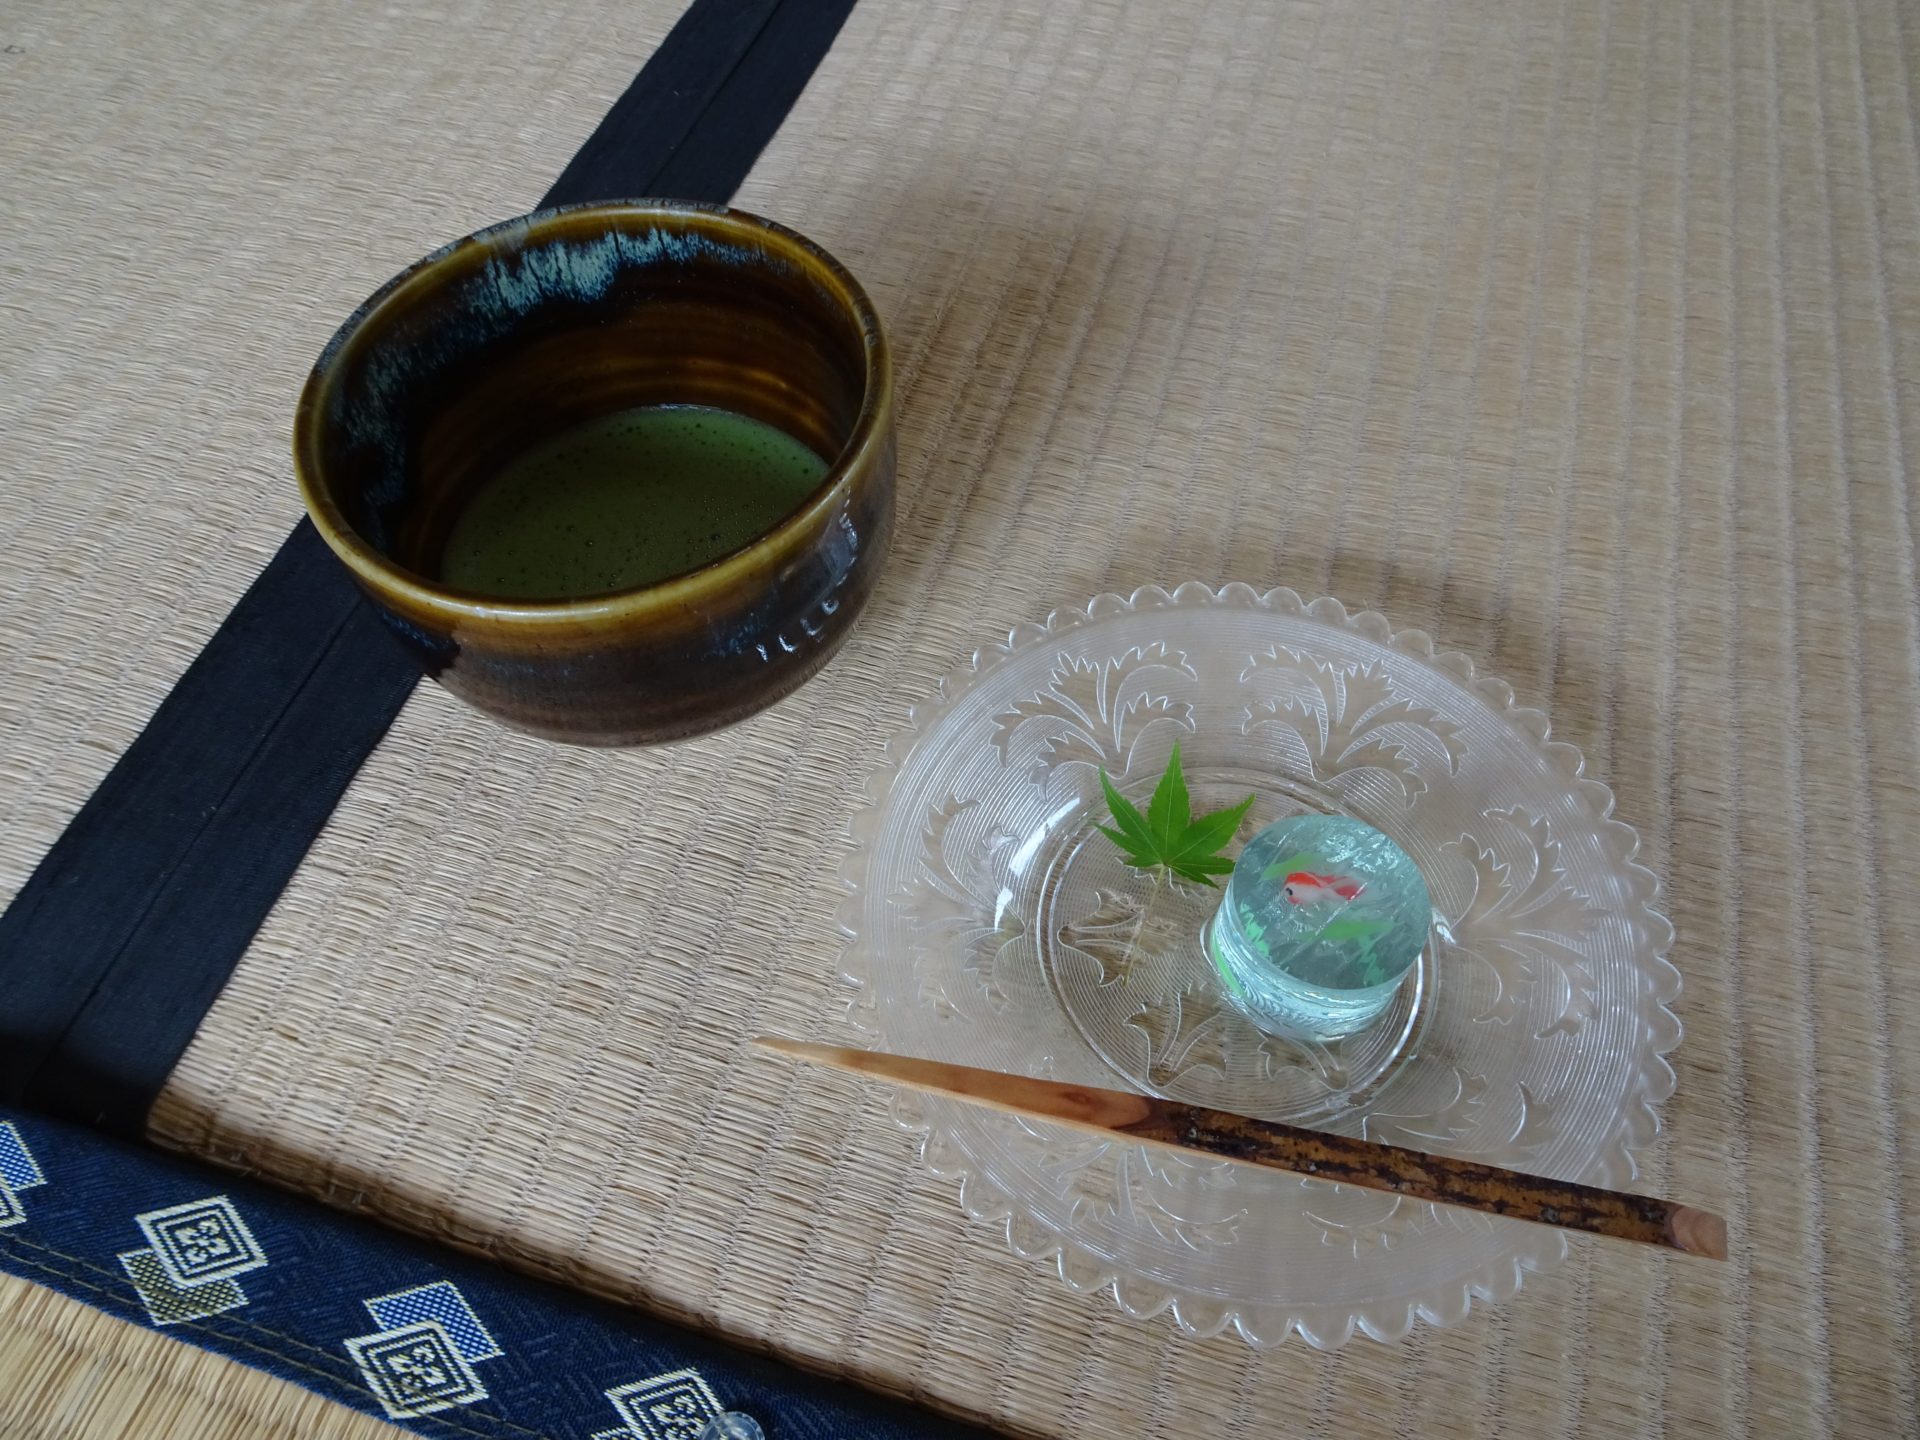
(835, 583, 1680, 1348)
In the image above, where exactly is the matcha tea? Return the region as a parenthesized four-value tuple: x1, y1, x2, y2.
(439, 404, 829, 600)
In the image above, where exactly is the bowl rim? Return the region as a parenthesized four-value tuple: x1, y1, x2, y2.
(292, 199, 892, 629)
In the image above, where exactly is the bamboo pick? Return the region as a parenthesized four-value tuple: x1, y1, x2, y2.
(755, 1038, 1727, 1260)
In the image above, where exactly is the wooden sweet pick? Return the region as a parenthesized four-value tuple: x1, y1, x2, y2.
(755, 1038, 1727, 1260)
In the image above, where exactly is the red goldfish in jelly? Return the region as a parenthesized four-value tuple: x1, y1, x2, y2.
(1281, 871, 1366, 905)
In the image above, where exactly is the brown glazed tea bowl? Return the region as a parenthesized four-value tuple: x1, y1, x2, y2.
(294, 201, 894, 745)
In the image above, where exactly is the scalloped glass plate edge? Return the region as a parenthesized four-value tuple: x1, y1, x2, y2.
(833, 582, 1682, 1350)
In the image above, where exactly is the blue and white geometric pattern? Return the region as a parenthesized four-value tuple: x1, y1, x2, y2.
(135, 1195, 267, 1287)
(118, 1246, 251, 1326)
(0, 1122, 46, 1230)
(605, 1367, 725, 1440)
(365, 1279, 502, 1361)
(0, 1108, 975, 1440)
(345, 1279, 502, 1420)
(0, 1122, 46, 1192)
(117, 1195, 268, 1326)
(344, 1318, 488, 1420)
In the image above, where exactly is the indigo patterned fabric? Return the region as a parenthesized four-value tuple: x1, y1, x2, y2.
(0, 1108, 994, 1439)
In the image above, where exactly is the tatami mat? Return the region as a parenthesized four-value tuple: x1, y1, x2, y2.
(0, 1274, 396, 1440)
(4, 0, 1917, 1435)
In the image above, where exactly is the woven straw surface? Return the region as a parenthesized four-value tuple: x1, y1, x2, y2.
(6, 0, 1920, 1435)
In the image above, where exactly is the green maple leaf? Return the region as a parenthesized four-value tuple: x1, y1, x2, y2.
(1318, 917, 1392, 943)
(1096, 743, 1255, 887)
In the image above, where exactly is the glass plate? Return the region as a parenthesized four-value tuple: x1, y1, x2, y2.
(835, 583, 1680, 1348)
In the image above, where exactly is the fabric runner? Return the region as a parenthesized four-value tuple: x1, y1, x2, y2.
(0, 1105, 992, 1439)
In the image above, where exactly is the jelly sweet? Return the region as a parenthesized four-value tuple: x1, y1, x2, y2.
(1205, 814, 1431, 1039)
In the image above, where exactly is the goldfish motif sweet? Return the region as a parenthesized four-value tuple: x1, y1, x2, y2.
(1208, 814, 1431, 1039)
(1280, 871, 1366, 905)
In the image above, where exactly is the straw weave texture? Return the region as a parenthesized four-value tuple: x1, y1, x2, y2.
(6, 0, 1920, 1435)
